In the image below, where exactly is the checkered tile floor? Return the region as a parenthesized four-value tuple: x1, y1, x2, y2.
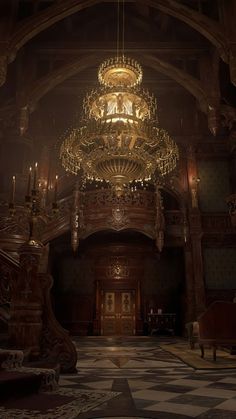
(59, 337, 236, 418)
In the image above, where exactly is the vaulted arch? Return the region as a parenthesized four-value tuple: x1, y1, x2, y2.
(8, 0, 228, 63)
(23, 53, 208, 114)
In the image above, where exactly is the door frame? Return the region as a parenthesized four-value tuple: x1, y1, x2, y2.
(93, 279, 142, 335)
(101, 289, 136, 336)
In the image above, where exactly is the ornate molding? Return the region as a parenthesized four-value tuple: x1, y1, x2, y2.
(108, 208, 130, 231)
(106, 256, 130, 280)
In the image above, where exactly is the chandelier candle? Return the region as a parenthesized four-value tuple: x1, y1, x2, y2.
(11, 175, 16, 204)
(26, 166, 32, 196)
(33, 162, 38, 191)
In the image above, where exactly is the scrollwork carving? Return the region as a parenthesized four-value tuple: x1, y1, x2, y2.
(107, 256, 129, 279)
(40, 274, 77, 373)
(83, 190, 155, 209)
(108, 207, 129, 230)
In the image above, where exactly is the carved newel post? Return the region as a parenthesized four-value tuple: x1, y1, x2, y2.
(9, 238, 44, 358)
(155, 186, 165, 252)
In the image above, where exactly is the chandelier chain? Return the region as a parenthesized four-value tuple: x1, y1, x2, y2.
(122, 0, 125, 58)
(116, 0, 120, 59)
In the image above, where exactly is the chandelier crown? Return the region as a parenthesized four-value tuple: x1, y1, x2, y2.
(98, 56, 142, 88)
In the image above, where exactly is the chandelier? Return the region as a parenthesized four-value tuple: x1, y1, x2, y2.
(60, 55, 179, 196)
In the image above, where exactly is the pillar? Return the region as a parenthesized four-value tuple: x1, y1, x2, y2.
(184, 242, 196, 322)
(186, 146, 206, 317)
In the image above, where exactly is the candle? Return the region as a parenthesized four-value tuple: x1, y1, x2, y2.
(33, 162, 38, 190)
(27, 166, 32, 196)
(11, 175, 16, 203)
(54, 175, 58, 202)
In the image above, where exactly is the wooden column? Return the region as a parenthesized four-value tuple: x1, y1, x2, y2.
(93, 279, 100, 335)
(136, 279, 143, 335)
(189, 217, 206, 316)
(220, 0, 236, 86)
(229, 130, 236, 193)
(186, 146, 206, 317)
(184, 242, 196, 322)
(199, 51, 221, 135)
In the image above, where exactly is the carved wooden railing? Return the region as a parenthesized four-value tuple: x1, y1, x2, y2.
(83, 189, 155, 208)
(2, 194, 234, 249)
(80, 189, 156, 239)
(0, 191, 187, 244)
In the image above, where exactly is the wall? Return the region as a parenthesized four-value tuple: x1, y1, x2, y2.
(53, 251, 95, 335)
(203, 248, 236, 289)
(197, 160, 230, 212)
(142, 247, 185, 334)
(51, 235, 186, 335)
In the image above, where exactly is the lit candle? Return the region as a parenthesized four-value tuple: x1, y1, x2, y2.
(33, 162, 38, 190)
(11, 175, 16, 203)
(27, 166, 32, 196)
(54, 175, 58, 202)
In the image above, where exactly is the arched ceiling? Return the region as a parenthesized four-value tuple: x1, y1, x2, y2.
(22, 53, 207, 115)
(7, 0, 228, 62)
(1, 0, 233, 143)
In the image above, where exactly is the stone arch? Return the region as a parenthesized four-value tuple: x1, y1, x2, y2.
(7, 0, 228, 63)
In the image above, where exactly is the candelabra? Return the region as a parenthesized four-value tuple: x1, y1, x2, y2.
(190, 176, 200, 209)
(8, 163, 59, 239)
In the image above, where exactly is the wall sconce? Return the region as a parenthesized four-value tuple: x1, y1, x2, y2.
(183, 209, 189, 243)
(191, 177, 200, 208)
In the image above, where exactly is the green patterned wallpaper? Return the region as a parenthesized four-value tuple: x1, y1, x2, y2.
(197, 161, 230, 212)
(203, 248, 236, 289)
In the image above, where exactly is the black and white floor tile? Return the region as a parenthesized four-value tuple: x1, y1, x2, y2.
(59, 337, 236, 418)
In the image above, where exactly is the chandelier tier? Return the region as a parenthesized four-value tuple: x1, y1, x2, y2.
(60, 55, 179, 195)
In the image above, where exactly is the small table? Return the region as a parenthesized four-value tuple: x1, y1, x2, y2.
(147, 313, 176, 335)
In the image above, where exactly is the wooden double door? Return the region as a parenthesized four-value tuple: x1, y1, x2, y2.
(101, 290, 135, 335)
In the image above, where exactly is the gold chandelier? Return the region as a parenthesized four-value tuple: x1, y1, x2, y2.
(60, 55, 179, 196)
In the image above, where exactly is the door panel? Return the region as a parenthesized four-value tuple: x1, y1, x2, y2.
(101, 290, 135, 335)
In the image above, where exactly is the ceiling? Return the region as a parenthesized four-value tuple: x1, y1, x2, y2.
(0, 0, 235, 180)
